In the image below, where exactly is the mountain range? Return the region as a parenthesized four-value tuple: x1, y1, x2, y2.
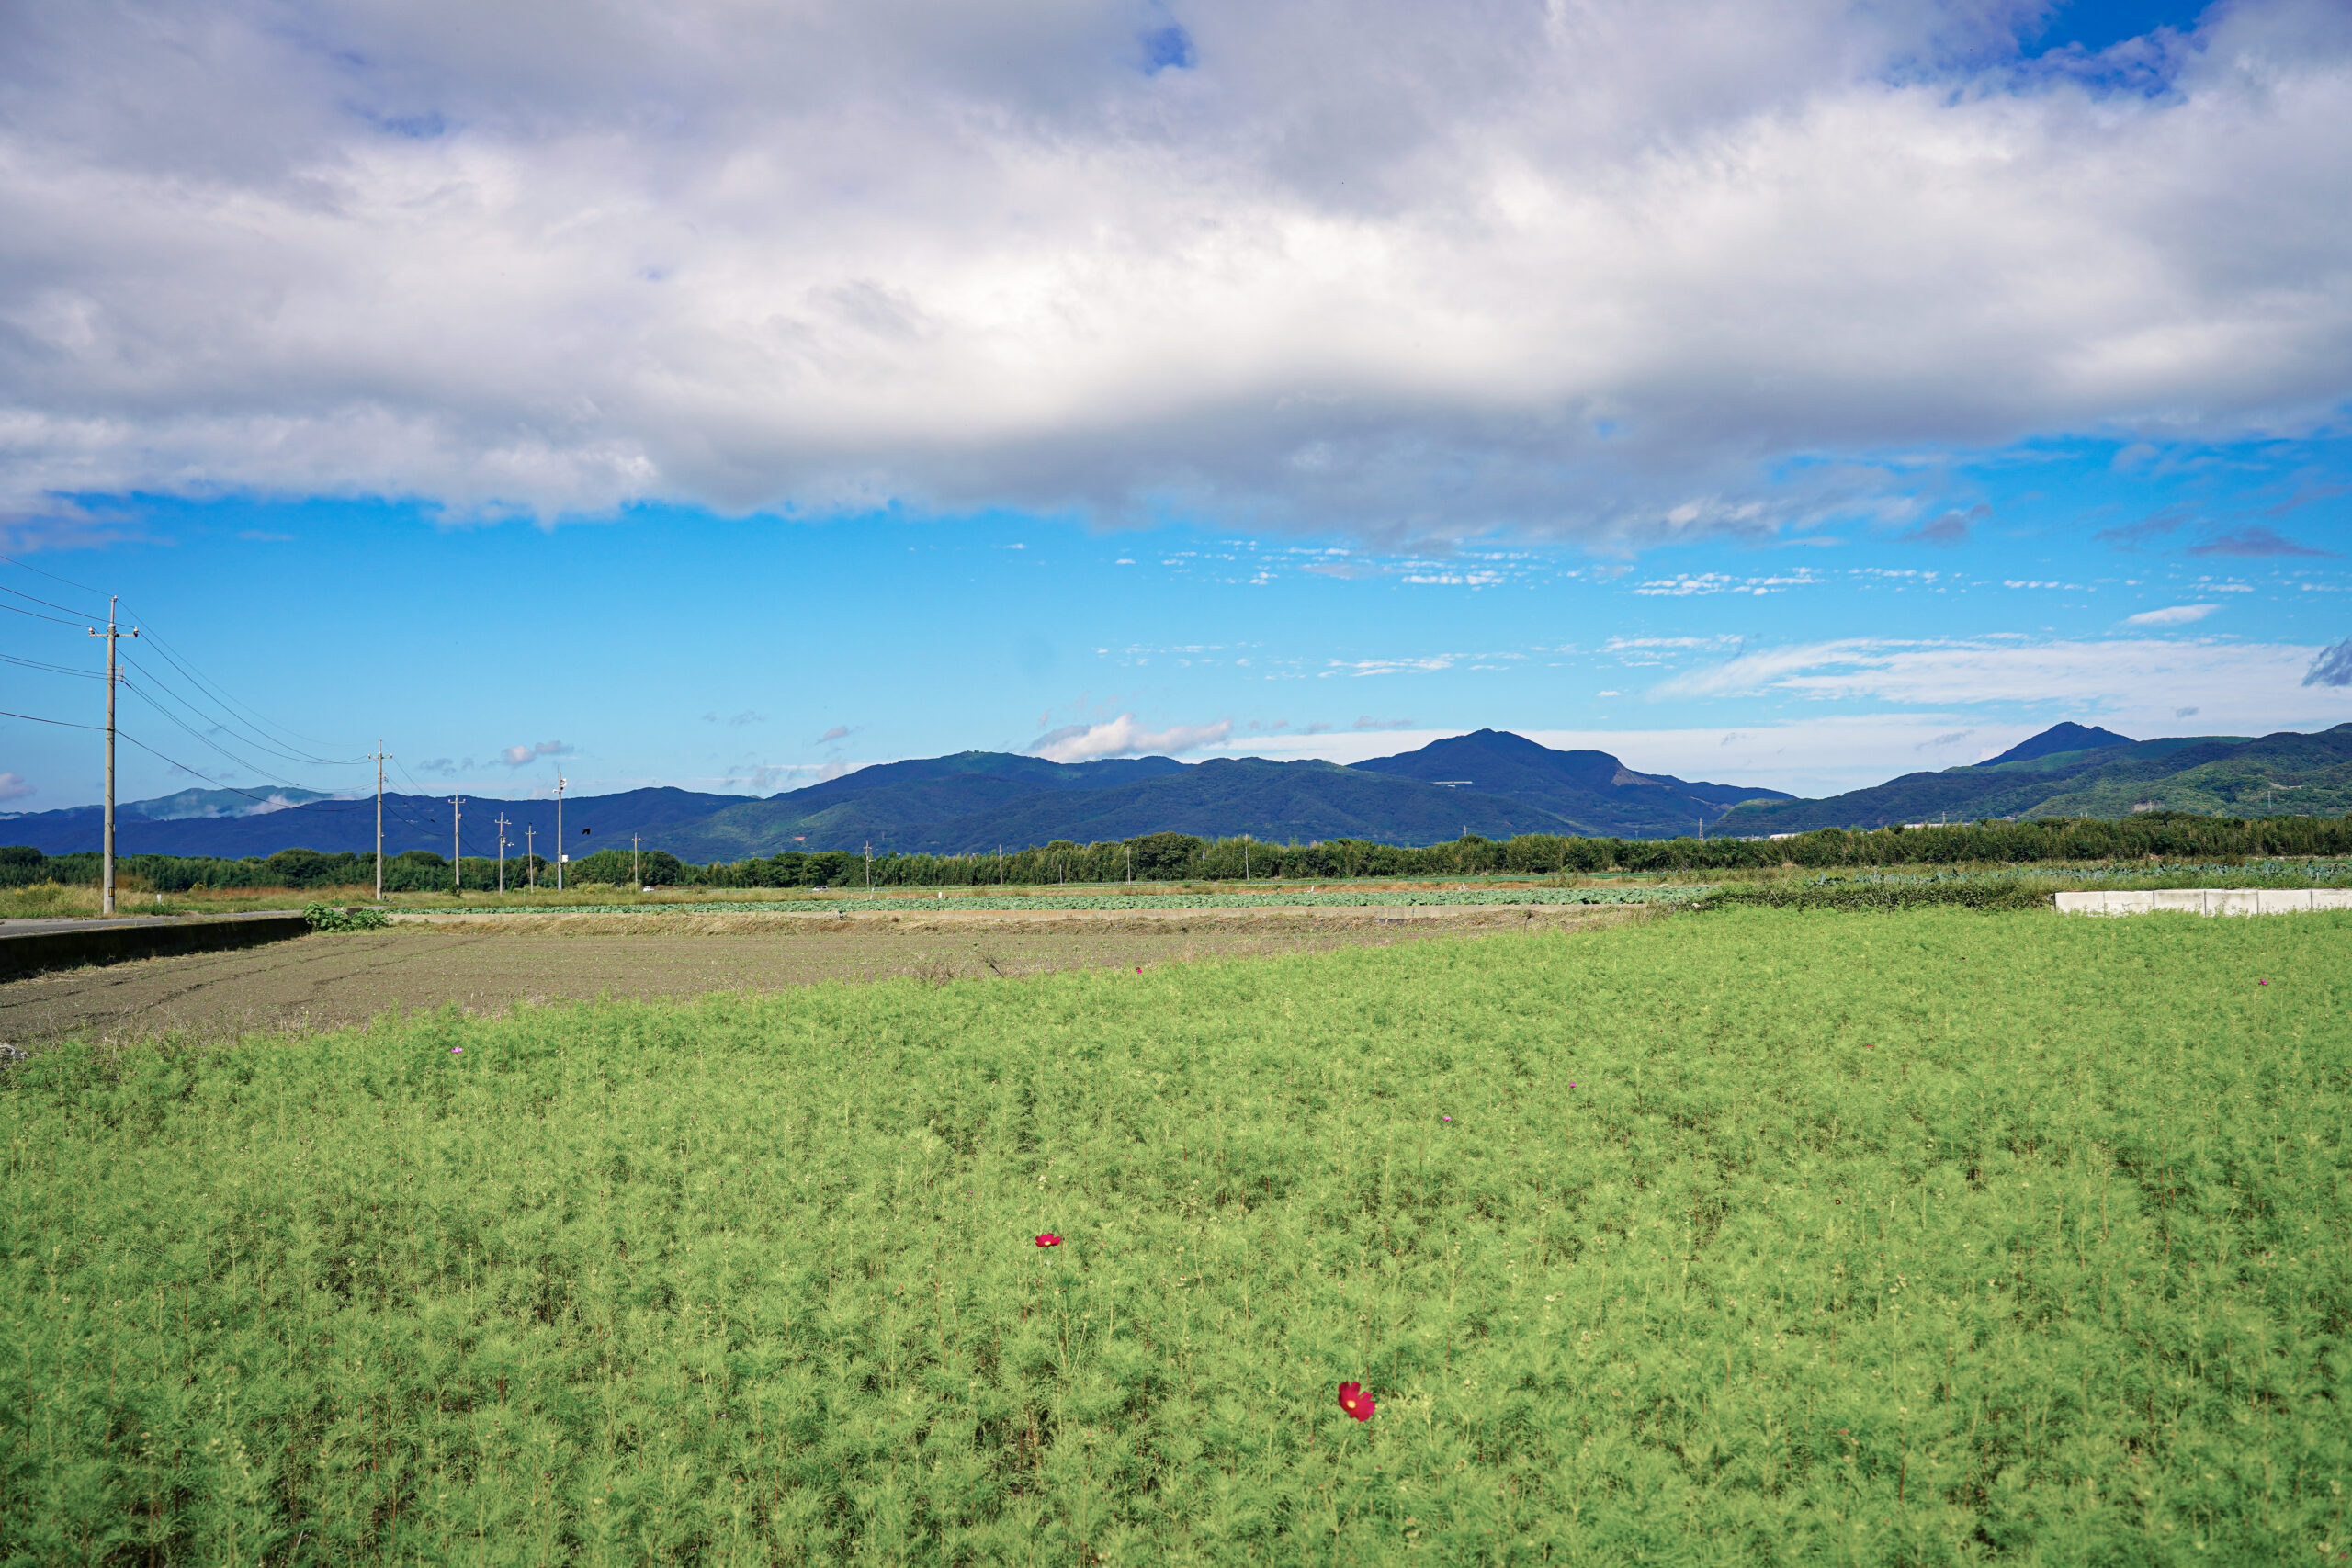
(6, 722, 2349, 862)
(0, 730, 1787, 860)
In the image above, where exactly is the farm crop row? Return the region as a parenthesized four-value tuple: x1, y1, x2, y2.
(5, 909, 2346, 1562)
(420, 886, 1709, 917)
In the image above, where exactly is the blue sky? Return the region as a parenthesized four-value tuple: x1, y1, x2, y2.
(4, 0, 2351, 813)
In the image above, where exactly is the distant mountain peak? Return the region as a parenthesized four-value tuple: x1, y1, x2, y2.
(1978, 723, 2137, 767)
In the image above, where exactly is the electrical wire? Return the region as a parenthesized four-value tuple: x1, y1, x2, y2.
(0, 650, 103, 679)
(0, 598, 90, 628)
(0, 550, 107, 599)
(0, 707, 104, 729)
(120, 651, 367, 768)
(130, 623, 359, 756)
(0, 581, 104, 620)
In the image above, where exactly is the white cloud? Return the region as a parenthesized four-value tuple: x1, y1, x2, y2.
(499, 739, 572, 767)
(4, 1, 2349, 539)
(2122, 604, 2218, 626)
(0, 771, 33, 804)
(1029, 714, 1232, 762)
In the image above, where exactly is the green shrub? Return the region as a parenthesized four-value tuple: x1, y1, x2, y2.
(1696, 874, 2051, 911)
(301, 901, 388, 931)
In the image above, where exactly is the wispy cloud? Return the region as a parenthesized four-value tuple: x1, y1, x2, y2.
(2190, 526, 2335, 559)
(1654, 636, 2352, 732)
(499, 740, 573, 768)
(2122, 604, 2217, 626)
(0, 772, 33, 804)
(2307, 639, 2352, 688)
(1895, 504, 1985, 547)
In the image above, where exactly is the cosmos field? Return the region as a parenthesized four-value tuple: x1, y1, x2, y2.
(3, 908, 2347, 1564)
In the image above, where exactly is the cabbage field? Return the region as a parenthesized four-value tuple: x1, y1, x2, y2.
(433, 885, 1706, 916)
(4, 908, 2347, 1563)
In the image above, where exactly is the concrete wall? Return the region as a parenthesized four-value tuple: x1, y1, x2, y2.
(0, 914, 311, 980)
(2055, 888, 2352, 917)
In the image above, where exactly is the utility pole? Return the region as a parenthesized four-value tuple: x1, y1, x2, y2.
(1125, 844, 1132, 884)
(371, 741, 389, 901)
(450, 794, 463, 892)
(631, 832, 641, 888)
(525, 824, 537, 892)
(555, 773, 567, 890)
(865, 840, 872, 894)
(495, 812, 512, 894)
(85, 597, 139, 916)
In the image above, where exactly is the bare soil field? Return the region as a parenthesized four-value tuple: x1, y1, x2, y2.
(0, 902, 1637, 1047)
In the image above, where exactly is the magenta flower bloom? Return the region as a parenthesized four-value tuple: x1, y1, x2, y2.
(450, 1046, 462, 1055)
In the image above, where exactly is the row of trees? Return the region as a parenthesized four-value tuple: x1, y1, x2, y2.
(0, 846, 683, 893)
(8, 811, 2349, 893)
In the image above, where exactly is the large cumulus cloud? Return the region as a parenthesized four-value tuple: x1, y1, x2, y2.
(4, 0, 2349, 543)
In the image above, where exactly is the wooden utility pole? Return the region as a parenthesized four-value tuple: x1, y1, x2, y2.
(495, 812, 512, 894)
(556, 774, 567, 890)
(525, 824, 537, 892)
(450, 795, 463, 892)
(371, 742, 389, 900)
(632, 832, 641, 888)
(85, 597, 138, 916)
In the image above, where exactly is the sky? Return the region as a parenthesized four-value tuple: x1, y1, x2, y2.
(4, 0, 2351, 813)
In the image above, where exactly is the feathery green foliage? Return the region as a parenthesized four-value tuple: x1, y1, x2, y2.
(4, 910, 2348, 1562)
(301, 902, 390, 932)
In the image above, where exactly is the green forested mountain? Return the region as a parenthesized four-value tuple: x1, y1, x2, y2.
(1717, 723, 2352, 832)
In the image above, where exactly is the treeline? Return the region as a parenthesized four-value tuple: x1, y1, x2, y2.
(7, 811, 2349, 893)
(0, 846, 682, 892)
(700, 812, 2352, 886)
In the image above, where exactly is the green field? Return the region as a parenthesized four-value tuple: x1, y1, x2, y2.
(5, 909, 2348, 1563)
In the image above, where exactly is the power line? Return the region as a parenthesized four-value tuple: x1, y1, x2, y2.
(120, 651, 366, 768)
(0, 649, 103, 679)
(130, 622, 359, 756)
(0, 551, 107, 599)
(118, 677, 318, 793)
(0, 706, 104, 730)
(0, 581, 104, 619)
(0, 599, 91, 628)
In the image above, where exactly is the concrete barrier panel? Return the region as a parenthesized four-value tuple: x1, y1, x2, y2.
(2210, 890, 2261, 918)
(2314, 889, 2352, 912)
(2054, 891, 2106, 914)
(2150, 890, 2206, 915)
(2256, 890, 2313, 915)
(0, 914, 311, 981)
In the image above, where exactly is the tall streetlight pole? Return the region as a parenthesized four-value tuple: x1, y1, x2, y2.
(555, 774, 567, 890)
(525, 824, 537, 892)
(451, 794, 463, 893)
(495, 812, 512, 894)
(85, 597, 139, 916)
